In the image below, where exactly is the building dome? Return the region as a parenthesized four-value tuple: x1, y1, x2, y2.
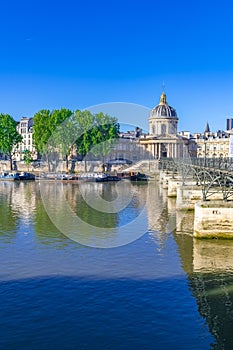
(149, 91, 178, 135)
(150, 92, 177, 118)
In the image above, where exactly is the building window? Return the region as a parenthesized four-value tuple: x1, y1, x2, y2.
(161, 124, 166, 135)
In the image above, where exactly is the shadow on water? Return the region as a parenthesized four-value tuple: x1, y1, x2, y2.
(0, 275, 211, 350)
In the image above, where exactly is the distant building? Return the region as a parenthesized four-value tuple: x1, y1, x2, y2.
(14, 117, 37, 161)
(90, 127, 148, 163)
(193, 123, 230, 158)
(140, 91, 197, 158)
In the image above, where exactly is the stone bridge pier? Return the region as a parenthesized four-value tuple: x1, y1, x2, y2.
(159, 169, 233, 239)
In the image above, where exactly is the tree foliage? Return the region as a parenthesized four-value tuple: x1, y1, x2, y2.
(23, 150, 33, 170)
(75, 111, 119, 159)
(90, 112, 120, 160)
(74, 110, 95, 158)
(33, 109, 73, 155)
(0, 114, 22, 170)
(0, 108, 120, 173)
(33, 108, 73, 170)
(32, 108, 119, 172)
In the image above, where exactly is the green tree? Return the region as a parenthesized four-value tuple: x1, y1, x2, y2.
(33, 108, 119, 173)
(90, 112, 120, 165)
(74, 110, 95, 172)
(23, 150, 33, 171)
(33, 109, 51, 156)
(0, 114, 22, 170)
(75, 111, 119, 171)
(50, 109, 75, 172)
(33, 108, 73, 171)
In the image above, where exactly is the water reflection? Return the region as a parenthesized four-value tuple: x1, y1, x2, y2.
(38, 180, 149, 247)
(193, 239, 233, 273)
(0, 181, 233, 348)
(176, 210, 194, 234)
(0, 182, 19, 240)
(147, 184, 177, 251)
(175, 232, 233, 350)
(146, 184, 233, 350)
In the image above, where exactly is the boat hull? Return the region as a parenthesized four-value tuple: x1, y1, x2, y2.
(96, 175, 121, 182)
(0, 172, 35, 181)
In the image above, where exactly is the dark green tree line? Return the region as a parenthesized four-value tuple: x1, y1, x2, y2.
(32, 108, 119, 172)
(0, 109, 119, 173)
(0, 114, 22, 170)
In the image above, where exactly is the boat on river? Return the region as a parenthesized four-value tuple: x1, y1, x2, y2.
(0, 172, 19, 181)
(78, 173, 100, 182)
(129, 172, 148, 181)
(38, 173, 78, 181)
(96, 173, 121, 182)
(16, 172, 35, 180)
(0, 171, 35, 181)
(119, 171, 149, 182)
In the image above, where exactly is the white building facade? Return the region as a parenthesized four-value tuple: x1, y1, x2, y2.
(140, 91, 196, 158)
(193, 129, 231, 158)
(14, 117, 37, 161)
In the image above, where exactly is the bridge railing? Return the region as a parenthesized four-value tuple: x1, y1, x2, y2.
(158, 157, 233, 201)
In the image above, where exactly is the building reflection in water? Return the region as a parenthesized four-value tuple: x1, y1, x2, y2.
(0, 182, 72, 246)
(175, 223, 233, 350)
(10, 181, 36, 224)
(0, 180, 148, 247)
(147, 183, 177, 251)
(147, 181, 233, 350)
(176, 210, 194, 235)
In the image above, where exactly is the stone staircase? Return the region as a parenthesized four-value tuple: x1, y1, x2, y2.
(120, 159, 159, 175)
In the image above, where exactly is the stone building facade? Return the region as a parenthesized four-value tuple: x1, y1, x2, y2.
(14, 117, 37, 161)
(140, 91, 196, 158)
(193, 126, 231, 158)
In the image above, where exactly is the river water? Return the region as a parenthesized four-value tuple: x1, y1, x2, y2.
(0, 180, 233, 349)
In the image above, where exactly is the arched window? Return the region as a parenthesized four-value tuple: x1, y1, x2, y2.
(171, 122, 177, 133)
(161, 124, 166, 135)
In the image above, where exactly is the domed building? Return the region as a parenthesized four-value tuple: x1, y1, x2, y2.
(140, 91, 196, 158)
(149, 91, 178, 136)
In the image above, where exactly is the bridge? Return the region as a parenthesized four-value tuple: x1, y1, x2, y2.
(123, 157, 233, 238)
(159, 157, 233, 201)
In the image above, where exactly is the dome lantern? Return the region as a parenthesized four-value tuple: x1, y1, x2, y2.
(159, 92, 167, 105)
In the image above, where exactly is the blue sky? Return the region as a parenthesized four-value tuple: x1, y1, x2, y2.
(1, 0, 233, 133)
